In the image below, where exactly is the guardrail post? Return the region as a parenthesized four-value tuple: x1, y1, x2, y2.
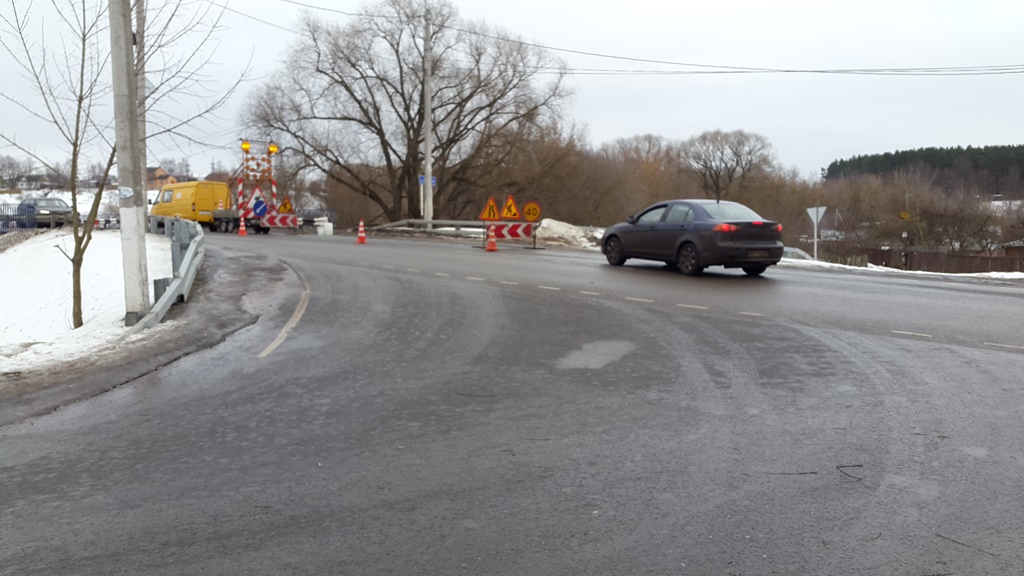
(171, 220, 183, 275)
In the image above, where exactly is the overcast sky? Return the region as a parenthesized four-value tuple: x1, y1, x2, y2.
(2, 0, 1022, 181)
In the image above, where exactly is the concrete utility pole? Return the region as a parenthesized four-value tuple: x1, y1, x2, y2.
(135, 0, 147, 189)
(422, 9, 434, 225)
(109, 0, 150, 326)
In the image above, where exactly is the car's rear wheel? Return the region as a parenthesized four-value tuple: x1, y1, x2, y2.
(743, 265, 768, 277)
(677, 243, 703, 276)
(605, 236, 627, 266)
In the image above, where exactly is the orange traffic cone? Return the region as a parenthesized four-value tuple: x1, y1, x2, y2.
(357, 219, 367, 244)
(238, 215, 248, 236)
(486, 224, 498, 252)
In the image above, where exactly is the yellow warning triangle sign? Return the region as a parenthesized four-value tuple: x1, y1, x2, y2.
(479, 196, 501, 221)
(501, 195, 521, 220)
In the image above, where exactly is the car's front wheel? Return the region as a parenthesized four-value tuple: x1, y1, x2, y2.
(605, 237, 627, 266)
(677, 243, 703, 276)
(743, 265, 768, 277)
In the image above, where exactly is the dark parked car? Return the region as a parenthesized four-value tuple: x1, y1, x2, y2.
(600, 199, 784, 276)
(18, 197, 74, 228)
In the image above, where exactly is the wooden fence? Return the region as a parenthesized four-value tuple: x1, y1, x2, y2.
(866, 248, 1024, 274)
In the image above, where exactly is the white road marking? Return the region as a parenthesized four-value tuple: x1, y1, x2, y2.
(259, 263, 310, 358)
(538, 286, 561, 291)
(739, 312, 764, 317)
(500, 281, 520, 286)
(435, 272, 450, 277)
(892, 330, 932, 338)
(466, 277, 485, 281)
(677, 304, 709, 310)
(381, 264, 395, 269)
(580, 291, 601, 295)
(626, 297, 654, 303)
(406, 268, 420, 272)
(984, 342, 1024, 351)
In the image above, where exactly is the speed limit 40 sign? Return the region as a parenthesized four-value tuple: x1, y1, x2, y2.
(522, 201, 542, 222)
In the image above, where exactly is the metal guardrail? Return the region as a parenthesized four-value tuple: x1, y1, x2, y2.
(296, 209, 336, 223)
(127, 217, 204, 334)
(376, 219, 493, 236)
(378, 219, 485, 230)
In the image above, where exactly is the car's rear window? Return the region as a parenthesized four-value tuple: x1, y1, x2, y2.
(38, 199, 67, 207)
(700, 202, 763, 220)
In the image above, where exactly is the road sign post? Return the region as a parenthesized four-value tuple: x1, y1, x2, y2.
(806, 206, 826, 261)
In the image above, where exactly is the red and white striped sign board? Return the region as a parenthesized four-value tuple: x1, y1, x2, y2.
(492, 223, 533, 239)
(261, 214, 301, 228)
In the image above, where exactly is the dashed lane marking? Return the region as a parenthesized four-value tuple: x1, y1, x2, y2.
(356, 268, 993, 350)
(892, 330, 932, 338)
(626, 297, 654, 303)
(984, 342, 1024, 351)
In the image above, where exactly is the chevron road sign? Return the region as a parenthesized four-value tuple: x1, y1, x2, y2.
(261, 214, 301, 228)
(492, 223, 533, 239)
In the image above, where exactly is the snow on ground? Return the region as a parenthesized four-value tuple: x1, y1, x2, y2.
(1, 229, 172, 372)
(535, 219, 603, 249)
(2, 216, 1022, 375)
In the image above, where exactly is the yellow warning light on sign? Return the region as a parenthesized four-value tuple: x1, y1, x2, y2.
(479, 197, 501, 221)
(501, 195, 521, 220)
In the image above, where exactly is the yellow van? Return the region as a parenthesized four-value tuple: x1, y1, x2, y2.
(150, 181, 231, 226)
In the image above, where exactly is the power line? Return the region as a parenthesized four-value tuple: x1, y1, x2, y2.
(207, 0, 298, 33)
(240, 1, 1024, 77)
(277, 0, 371, 18)
(443, 24, 1024, 76)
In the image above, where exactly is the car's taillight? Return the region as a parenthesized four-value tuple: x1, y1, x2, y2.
(191, 202, 196, 211)
(713, 223, 739, 232)
(772, 224, 783, 232)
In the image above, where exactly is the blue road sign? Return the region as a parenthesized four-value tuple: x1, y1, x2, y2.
(418, 175, 437, 186)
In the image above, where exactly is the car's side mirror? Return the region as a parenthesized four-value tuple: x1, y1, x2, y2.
(626, 215, 636, 224)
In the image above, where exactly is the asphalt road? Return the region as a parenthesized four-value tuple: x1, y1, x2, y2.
(2, 233, 1023, 575)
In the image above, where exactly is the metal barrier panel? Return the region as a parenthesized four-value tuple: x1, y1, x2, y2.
(0, 203, 34, 230)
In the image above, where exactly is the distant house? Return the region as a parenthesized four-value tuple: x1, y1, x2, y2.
(146, 167, 177, 190)
(16, 175, 56, 190)
(79, 175, 119, 189)
(1003, 240, 1024, 259)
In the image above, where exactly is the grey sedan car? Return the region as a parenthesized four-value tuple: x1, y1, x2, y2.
(600, 199, 784, 276)
(18, 197, 74, 228)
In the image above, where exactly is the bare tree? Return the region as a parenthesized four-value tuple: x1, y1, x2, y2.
(1, 0, 244, 328)
(139, 1, 248, 156)
(600, 135, 688, 208)
(679, 129, 775, 201)
(246, 0, 570, 222)
(1, 0, 118, 327)
(0, 155, 36, 188)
